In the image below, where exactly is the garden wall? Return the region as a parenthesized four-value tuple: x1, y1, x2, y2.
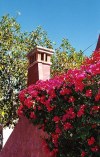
(0, 116, 52, 157)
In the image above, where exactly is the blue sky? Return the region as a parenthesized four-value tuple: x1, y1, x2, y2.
(0, 0, 100, 56)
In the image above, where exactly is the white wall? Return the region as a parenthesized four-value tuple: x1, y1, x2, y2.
(3, 127, 13, 147)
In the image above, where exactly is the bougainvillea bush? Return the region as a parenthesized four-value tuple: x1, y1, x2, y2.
(18, 50, 100, 157)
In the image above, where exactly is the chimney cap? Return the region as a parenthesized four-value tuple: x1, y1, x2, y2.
(27, 46, 55, 58)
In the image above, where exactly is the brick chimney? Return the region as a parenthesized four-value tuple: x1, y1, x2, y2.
(27, 46, 54, 86)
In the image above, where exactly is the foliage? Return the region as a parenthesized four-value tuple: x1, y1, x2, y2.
(51, 38, 85, 77)
(82, 49, 100, 66)
(18, 50, 100, 157)
(0, 14, 86, 126)
(0, 14, 53, 126)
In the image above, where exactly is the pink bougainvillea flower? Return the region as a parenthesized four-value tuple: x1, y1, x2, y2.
(80, 104, 87, 109)
(91, 124, 97, 128)
(38, 106, 42, 110)
(31, 90, 38, 97)
(85, 89, 92, 97)
(91, 146, 99, 152)
(90, 105, 100, 114)
(68, 96, 75, 103)
(77, 104, 86, 117)
(62, 114, 67, 122)
(81, 151, 86, 157)
(19, 89, 27, 102)
(53, 116, 60, 123)
(48, 89, 56, 99)
(62, 107, 76, 121)
(87, 137, 95, 146)
(49, 148, 58, 157)
(77, 109, 84, 117)
(52, 133, 59, 146)
(95, 92, 100, 101)
(75, 73, 86, 81)
(30, 112, 36, 119)
(17, 105, 23, 116)
(91, 106, 100, 111)
(46, 105, 55, 112)
(60, 88, 71, 95)
(82, 50, 100, 66)
(64, 122, 73, 130)
(36, 96, 41, 102)
(39, 96, 46, 104)
(55, 126, 61, 134)
(75, 82, 85, 92)
(24, 96, 33, 108)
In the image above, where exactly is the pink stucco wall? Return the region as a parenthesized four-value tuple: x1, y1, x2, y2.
(0, 116, 52, 157)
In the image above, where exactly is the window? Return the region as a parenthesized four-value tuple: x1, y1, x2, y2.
(45, 54, 48, 62)
(41, 53, 44, 61)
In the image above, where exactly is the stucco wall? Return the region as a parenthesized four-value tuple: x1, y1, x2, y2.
(0, 116, 52, 157)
